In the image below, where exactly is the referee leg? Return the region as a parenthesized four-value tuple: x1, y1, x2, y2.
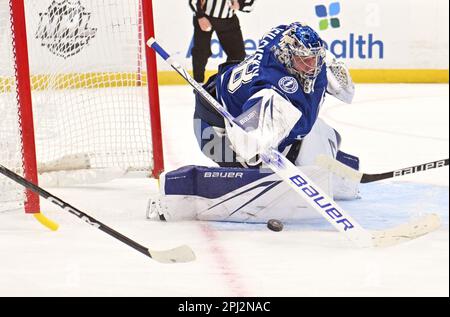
(192, 16, 213, 83)
(214, 15, 246, 63)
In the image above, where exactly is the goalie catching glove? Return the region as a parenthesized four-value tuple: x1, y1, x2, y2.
(325, 51, 355, 104)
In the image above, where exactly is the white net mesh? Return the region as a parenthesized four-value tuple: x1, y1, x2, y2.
(1, 0, 159, 213)
(0, 3, 25, 212)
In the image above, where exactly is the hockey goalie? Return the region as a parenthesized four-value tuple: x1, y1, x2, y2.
(148, 22, 359, 223)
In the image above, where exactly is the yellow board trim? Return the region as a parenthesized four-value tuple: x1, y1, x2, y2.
(349, 69, 449, 83)
(1, 69, 447, 92)
(33, 213, 59, 231)
(157, 70, 217, 85)
(0, 72, 149, 92)
(157, 69, 449, 85)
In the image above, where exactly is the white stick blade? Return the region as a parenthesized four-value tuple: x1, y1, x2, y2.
(149, 245, 196, 264)
(372, 214, 441, 247)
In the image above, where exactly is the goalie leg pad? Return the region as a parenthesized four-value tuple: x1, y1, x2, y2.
(148, 165, 333, 223)
(295, 118, 341, 166)
(333, 150, 361, 200)
(295, 118, 361, 200)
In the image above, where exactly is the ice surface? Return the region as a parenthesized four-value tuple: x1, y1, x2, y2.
(0, 84, 448, 296)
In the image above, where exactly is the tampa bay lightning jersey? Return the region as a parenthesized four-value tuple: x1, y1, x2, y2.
(216, 24, 328, 152)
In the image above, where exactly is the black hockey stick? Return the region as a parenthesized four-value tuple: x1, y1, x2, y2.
(0, 164, 195, 264)
(316, 156, 449, 183)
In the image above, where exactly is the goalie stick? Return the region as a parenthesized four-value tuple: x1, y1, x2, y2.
(316, 155, 449, 183)
(0, 164, 195, 264)
(147, 38, 440, 248)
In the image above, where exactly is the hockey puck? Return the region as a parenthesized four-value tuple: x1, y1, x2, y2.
(267, 219, 283, 232)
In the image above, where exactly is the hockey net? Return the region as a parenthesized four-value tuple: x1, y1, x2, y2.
(0, 0, 163, 214)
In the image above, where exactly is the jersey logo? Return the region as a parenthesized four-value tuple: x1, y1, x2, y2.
(278, 76, 299, 94)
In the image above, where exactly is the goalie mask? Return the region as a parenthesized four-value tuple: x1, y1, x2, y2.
(273, 23, 326, 94)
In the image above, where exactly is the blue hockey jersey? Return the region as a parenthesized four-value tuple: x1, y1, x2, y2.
(215, 24, 328, 152)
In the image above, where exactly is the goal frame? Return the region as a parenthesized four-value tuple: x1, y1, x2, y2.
(8, 0, 164, 223)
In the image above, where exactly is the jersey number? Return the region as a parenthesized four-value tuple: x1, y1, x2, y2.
(228, 60, 257, 93)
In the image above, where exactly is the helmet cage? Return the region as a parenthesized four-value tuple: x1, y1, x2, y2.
(275, 24, 326, 93)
